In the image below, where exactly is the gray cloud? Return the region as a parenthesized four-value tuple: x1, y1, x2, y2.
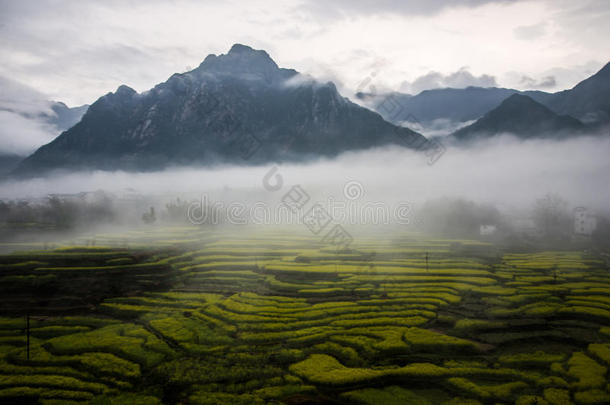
(0, 0, 207, 105)
(0, 110, 57, 156)
(519, 75, 557, 89)
(298, 0, 519, 17)
(503, 60, 602, 91)
(400, 68, 497, 94)
(513, 23, 547, 40)
(0, 76, 59, 155)
(0, 0, 607, 111)
(0, 76, 53, 116)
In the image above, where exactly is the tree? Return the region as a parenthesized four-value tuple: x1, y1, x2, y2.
(142, 207, 156, 224)
(532, 193, 571, 240)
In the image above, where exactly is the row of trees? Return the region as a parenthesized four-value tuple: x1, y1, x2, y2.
(0, 194, 223, 235)
(416, 193, 609, 247)
(0, 191, 114, 230)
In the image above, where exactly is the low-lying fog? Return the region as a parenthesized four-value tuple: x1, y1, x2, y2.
(0, 132, 609, 248)
(1, 134, 609, 212)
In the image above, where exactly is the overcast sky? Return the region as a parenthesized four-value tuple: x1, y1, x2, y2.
(0, 0, 608, 108)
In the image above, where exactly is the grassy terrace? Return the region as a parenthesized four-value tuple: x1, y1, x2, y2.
(0, 226, 608, 404)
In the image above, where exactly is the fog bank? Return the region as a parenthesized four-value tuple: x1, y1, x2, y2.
(1, 134, 609, 214)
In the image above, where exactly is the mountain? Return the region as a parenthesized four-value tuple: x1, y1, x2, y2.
(545, 61, 610, 125)
(357, 87, 553, 125)
(359, 61, 610, 129)
(451, 94, 585, 141)
(14, 44, 429, 176)
(0, 154, 23, 177)
(47, 102, 89, 132)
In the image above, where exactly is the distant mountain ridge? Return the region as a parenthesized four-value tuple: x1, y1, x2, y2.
(14, 44, 431, 176)
(0, 101, 88, 134)
(451, 94, 585, 141)
(47, 102, 89, 133)
(357, 87, 554, 125)
(360, 61, 610, 129)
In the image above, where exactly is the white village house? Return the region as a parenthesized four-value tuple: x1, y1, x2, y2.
(574, 207, 597, 236)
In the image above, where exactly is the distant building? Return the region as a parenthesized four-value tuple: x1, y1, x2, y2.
(512, 217, 540, 238)
(574, 207, 597, 236)
(480, 224, 497, 236)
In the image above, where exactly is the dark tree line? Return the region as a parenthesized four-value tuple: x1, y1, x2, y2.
(0, 191, 114, 230)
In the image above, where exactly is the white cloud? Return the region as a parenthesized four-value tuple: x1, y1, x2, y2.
(0, 76, 54, 116)
(0, 0, 607, 106)
(0, 76, 59, 155)
(298, 0, 519, 18)
(1, 134, 608, 216)
(502, 60, 603, 91)
(0, 110, 57, 155)
(513, 22, 547, 40)
(399, 68, 497, 94)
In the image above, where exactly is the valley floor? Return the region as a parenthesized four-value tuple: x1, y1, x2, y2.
(0, 226, 609, 404)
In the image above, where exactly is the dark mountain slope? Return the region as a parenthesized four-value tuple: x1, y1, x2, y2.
(452, 94, 584, 140)
(546, 61, 610, 125)
(15, 44, 429, 175)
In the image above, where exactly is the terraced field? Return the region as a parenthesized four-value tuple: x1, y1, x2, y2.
(0, 226, 609, 404)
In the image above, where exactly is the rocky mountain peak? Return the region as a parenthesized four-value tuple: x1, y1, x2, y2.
(195, 44, 286, 83)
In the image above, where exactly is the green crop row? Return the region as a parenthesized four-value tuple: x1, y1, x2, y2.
(46, 324, 174, 367)
(289, 354, 536, 386)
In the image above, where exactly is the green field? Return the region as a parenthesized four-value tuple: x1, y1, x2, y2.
(0, 226, 609, 404)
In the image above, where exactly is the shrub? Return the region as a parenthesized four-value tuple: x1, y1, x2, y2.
(587, 343, 610, 366)
(0, 386, 94, 401)
(29, 326, 91, 339)
(253, 384, 316, 399)
(311, 342, 361, 366)
(341, 386, 434, 405)
(289, 354, 448, 385)
(188, 391, 265, 405)
(78, 352, 141, 378)
(148, 316, 233, 346)
(47, 324, 173, 367)
(499, 351, 566, 367)
(516, 395, 549, 405)
(573, 390, 610, 405)
(0, 374, 108, 394)
(446, 377, 527, 401)
(453, 319, 506, 333)
(566, 352, 607, 389)
(403, 327, 479, 353)
(90, 393, 162, 405)
(543, 388, 572, 405)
